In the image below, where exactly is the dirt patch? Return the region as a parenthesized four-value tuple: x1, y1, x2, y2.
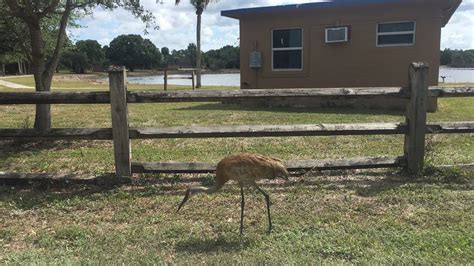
(52, 73, 107, 84)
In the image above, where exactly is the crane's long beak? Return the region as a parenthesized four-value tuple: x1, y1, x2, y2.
(177, 190, 190, 212)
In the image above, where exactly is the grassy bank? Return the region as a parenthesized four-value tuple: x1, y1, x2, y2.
(0, 75, 473, 263)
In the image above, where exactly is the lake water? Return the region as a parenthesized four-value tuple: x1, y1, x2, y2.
(439, 67, 474, 83)
(127, 67, 474, 86)
(127, 73, 240, 87)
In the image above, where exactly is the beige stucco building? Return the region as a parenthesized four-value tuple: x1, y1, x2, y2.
(222, 0, 462, 89)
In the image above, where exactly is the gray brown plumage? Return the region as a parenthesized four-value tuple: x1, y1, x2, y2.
(177, 153, 289, 234)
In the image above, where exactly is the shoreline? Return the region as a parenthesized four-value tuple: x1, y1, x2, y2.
(126, 68, 240, 77)
(3, 68, 473, 86)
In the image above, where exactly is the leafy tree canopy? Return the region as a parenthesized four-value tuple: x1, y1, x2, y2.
(161, 47, 170, 56)
(107, 34, 161, 71)
(60, 39, 107, 73)
(440, 49, 474, 68)
(204, 45, 239, 70)
(2, 0, 157, 130)
(76, 40, 105, 66)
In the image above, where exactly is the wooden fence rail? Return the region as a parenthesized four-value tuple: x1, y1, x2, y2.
(162, 68, 196, 91)
(1, 122, 473, 141)
(0, 63, 473, 180)
(132, 157, 406, 174)
(0, 87, 473, 105)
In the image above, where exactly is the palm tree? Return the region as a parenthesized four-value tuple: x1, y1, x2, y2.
(175, 0, 216, 88)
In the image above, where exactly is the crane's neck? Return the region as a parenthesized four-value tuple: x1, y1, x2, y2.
(190, 186, 217, 195)
(190, 180, 223, 196)
(177, 179, 226, 212)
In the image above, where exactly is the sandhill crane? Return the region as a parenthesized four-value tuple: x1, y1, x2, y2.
(177, 153, 289, 234)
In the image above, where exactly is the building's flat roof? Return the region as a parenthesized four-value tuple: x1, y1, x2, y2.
(221, 0, 462, 27)
(222, 0, 399, 18)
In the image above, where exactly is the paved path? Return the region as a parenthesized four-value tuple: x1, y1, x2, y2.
(1, 74, 33, 79)
(0, 77, 33, 89)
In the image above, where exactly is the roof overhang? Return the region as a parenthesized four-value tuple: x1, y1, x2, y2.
(221, 0, 462, 27)
(441, 0, 462, 27)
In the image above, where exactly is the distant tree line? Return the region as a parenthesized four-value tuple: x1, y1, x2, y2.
(59, 34, 239, 73)
(440, 49, 474, 68)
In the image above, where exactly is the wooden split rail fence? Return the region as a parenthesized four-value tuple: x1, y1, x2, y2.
(0, 63, 473, 180)
(159, 68, 196, 91)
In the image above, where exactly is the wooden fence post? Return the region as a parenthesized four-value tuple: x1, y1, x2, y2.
(109, 66, 131, 178)
(191, 70, 195, 91)
(404, 62, 429, 175)
(164, 69, 168, 91)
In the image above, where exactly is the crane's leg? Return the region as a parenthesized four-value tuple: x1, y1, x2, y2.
(254, 184, 272, 233)
(240, 184, 245, 235)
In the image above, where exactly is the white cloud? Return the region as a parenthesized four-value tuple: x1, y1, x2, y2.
(70, 0, 474, 51)
(441, 0, 474, 49)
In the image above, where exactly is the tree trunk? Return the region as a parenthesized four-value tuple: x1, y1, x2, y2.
(24, 61, 29, 74)
(196, 11, 202, 88)
(22, 61, 27, 75)
(28, 21, 51, 131)
(21, 1, 71, 131)
(18, 61, 23, 75)
(2, 64, 5, 76)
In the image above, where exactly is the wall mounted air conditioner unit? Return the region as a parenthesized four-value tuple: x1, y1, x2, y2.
(325, 27, 349, 43)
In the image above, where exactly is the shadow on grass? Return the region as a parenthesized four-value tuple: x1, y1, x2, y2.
(175, 236, 251, 253)
(0, 140, 105, 161)
(134, 168, 472, 196)
(1, 169, 470, 210)
(0, 179, 117, 210)
(175, 103, 405, 116)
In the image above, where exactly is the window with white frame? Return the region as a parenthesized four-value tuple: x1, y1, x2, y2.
(272, 28, 303, 70)
(377, 22, 415, 46)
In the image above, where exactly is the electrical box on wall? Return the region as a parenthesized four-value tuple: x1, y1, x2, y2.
(249, 51, 262, 68)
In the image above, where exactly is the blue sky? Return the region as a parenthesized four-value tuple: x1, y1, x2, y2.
(69, 0, 474, 51)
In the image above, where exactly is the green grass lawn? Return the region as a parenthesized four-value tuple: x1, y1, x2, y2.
(0, 75, 473, 263)
(0, 170, 472, 264)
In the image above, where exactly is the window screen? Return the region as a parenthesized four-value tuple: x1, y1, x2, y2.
(273, 50, 302, 69)
(273, 29, 302, 48)
(378, 22, 415, 33)
(377, 22, 415, 46)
